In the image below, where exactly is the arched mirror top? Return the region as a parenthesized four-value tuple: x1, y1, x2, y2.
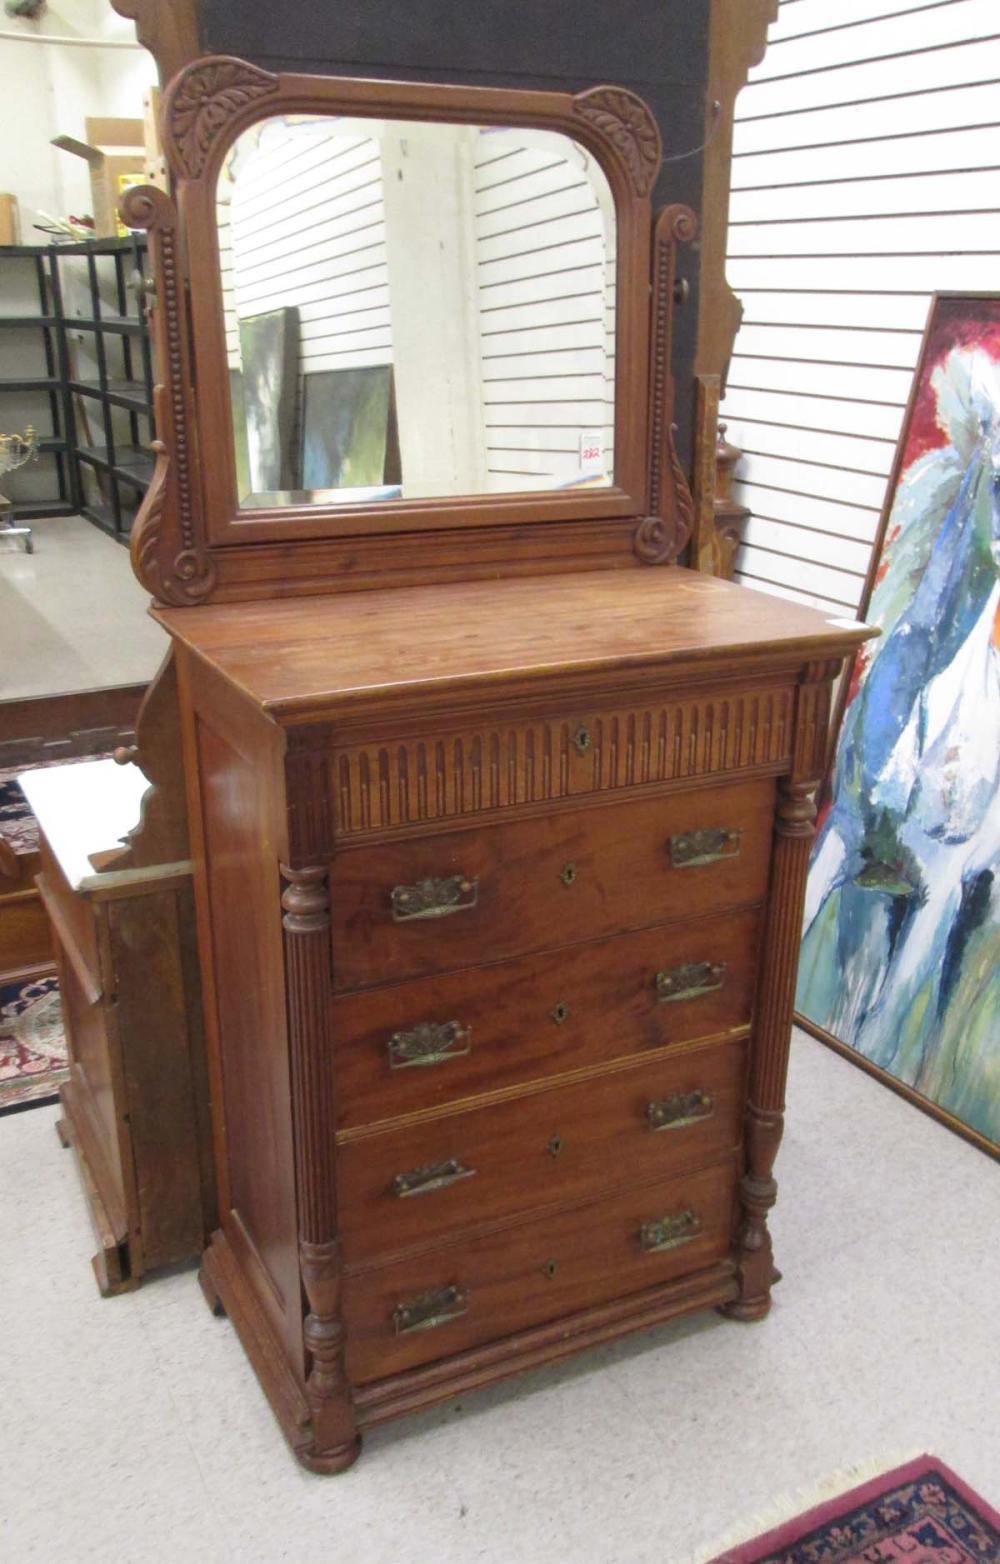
(126, 58, 695, 603)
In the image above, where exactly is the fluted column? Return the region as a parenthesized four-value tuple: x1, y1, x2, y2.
(281, 863, 360, 1473)
(723, 663, 837, 1320)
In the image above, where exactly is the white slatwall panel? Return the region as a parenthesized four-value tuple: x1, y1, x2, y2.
(725, 0, 1000, 613)
(219, 124, 390, 377)
(474, 131, 615, 491)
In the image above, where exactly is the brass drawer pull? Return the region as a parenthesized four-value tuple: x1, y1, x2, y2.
(669, 827, 742, 869)
(639, 1209, 702, 1253)
(390, 874, 478, 922)
(392, 1158, 476, 1199)
(392, 1284, 469, 1336)
(646, 1090, 714, 1132)
(656, 960, 727, 1003)
(573, 725, 592, 754)
(388, 1020, 471, 1070)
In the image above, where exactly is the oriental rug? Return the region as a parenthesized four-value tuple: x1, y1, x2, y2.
(0, 772, 38, 855)
(703, 1457, 1000, 1564)
(0, 975, 67, 1115)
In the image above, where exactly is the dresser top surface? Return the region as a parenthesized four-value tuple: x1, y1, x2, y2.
(155, 568, 873, 720)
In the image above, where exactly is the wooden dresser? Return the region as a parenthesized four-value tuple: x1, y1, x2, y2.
(115, 41, 872, 1471)
(158, 571, 868, 1470)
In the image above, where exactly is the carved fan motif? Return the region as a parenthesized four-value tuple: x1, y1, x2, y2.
(168, 58, 279, 178)
(573, 87, 662, 196)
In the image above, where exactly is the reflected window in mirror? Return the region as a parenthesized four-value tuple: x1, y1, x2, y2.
(216, 115, 617, 509)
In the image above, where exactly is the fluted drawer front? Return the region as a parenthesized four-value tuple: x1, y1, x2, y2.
(336, 1035, 746, 1263)
(329, 778, 773, 992)
(324, 687, 794, 839)
(342, 1159, 738, 1382)
(332, 907, 759, 1130)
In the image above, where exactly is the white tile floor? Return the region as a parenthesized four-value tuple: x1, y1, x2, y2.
(1, 515, 166, 700)
(2, 1031, 998, 1564)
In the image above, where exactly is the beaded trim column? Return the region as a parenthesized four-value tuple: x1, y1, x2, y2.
(280, 863, 360, 1472)
(722, 662, 838, 1321)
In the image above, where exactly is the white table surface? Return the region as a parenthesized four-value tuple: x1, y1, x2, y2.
(18, 757, 150, 891)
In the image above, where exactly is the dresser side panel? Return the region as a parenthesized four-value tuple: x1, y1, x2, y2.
(179, 651, 303, 1369)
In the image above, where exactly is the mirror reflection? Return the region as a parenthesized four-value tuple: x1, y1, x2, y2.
(217, 115, 616, 508)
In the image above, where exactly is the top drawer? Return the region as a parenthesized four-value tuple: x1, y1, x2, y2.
(330, 778, 774, 992)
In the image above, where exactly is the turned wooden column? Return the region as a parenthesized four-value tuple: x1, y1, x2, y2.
(280, 863, 360, 1473)
(713, 423, 751, 580)
(723, 662, 839, 1320)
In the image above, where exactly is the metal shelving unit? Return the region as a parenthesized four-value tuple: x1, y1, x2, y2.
(0, 245, 80, 518)
(0, 238, 155, 541)
(58, 235, 155, 541)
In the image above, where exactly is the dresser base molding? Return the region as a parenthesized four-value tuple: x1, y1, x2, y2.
(56, 1096, 134, 1298)
(200, 1226, 738, 1468)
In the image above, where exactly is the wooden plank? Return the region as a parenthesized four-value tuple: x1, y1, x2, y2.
(721, 385, 906, 441)
(732, 123, 1000, 189)
(721, 416, 896, 476)
(739, 513, 875, 575)
(733, 542, 865, 606)
(734, 478, 881, 543)
(740, 34, 1000, 119)
(726, 252, 1000, 291)
(731, 166, 1000, 222)
(734, 450, 888, 510)
(734, 568, 848, 615)
(727, 354, 913, 402)
(755, 0, 998, 76)
(765, 0, 965, 44)
(476, 181, 594, 238)
(729, 211, 1000, 257)
(733, 79, 1000, 154)
(737, 290, 931, 330)
(733, 322, 923, 370)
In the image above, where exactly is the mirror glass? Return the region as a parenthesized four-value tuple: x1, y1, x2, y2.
(216, 115, 617, 508)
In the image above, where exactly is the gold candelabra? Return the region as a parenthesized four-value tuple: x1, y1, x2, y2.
(0, 424, 39, 553)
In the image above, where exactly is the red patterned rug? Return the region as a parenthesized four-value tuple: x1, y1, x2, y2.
(0, 975, 67, 1115)
(704, 1457, 1000, 1563)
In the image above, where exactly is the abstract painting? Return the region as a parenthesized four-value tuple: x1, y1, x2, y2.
(300, 365, 401, 496)
(797, 293, 1000, 1156)
(236, 306, 300, 497)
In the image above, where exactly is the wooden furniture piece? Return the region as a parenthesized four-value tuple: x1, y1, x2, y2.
(0, 826, 52, 989)
(19, 670, 214, 1293)
(118, 44, 873, 1473)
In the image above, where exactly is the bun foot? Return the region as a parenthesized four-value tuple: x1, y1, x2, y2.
(296, 1434, 362, 1475)
(719, 1294, 772, 1322)
(199, 1264, 226, 1317)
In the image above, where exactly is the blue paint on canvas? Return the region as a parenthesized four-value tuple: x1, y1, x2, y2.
(797, 314, 1000, 1149)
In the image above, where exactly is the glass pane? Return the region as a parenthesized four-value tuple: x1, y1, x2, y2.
(216, 114, 617, 508)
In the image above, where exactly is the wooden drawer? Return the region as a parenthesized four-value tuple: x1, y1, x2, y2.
(329, 778, 774, 992)
(343, 1159, 738, 1382)
(333, 907, 758, 1129)
(337, 1035, 746, 1263)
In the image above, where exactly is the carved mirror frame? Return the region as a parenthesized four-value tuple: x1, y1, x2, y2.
(126, 56, 695, 604)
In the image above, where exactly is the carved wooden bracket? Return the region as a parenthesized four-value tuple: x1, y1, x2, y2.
(121, 184, 216, 606)
(634, 204, 698, 566)
(572, 86, 662, 197)
(164, 57, 281, 180)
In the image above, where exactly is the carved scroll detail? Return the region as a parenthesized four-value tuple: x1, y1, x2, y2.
(573, 86, 662, 196)
(121, 185, 216, 605)
(165, 57, 280, 178)
(635, 203, 697, 566)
